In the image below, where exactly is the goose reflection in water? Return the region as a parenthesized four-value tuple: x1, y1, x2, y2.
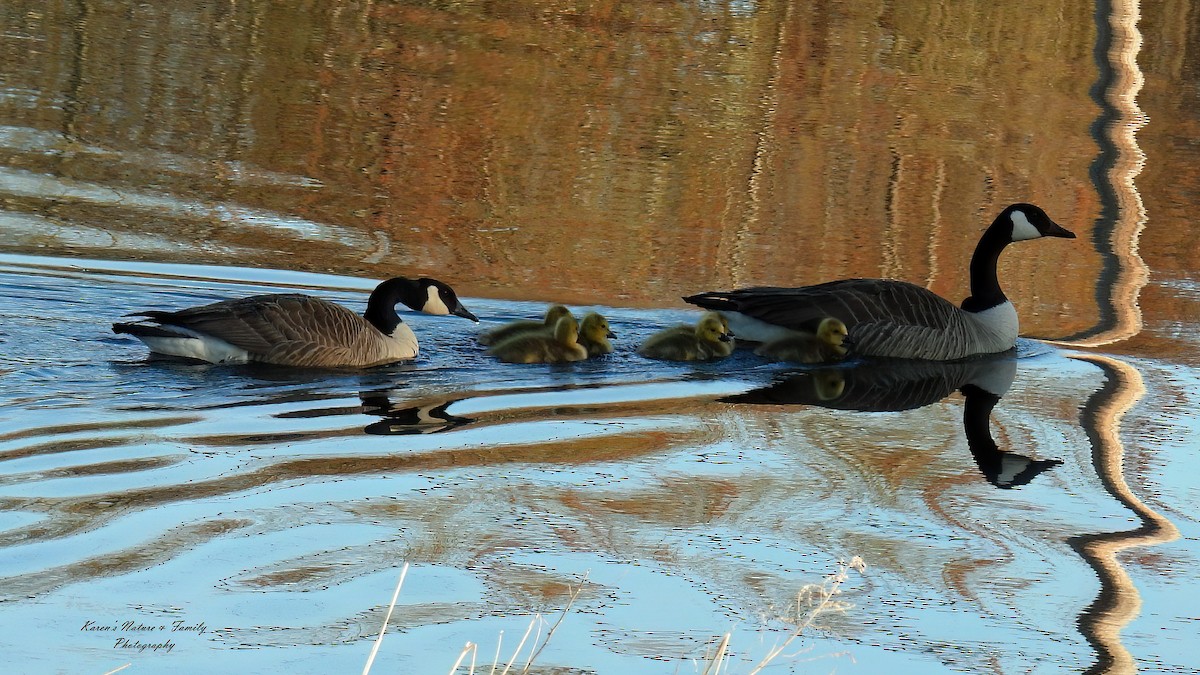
(722, 356, 1063, 489)
(359, 392, 473, 435)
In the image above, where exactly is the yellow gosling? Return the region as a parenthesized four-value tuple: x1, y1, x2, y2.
(578, 312, 616, 357)
(638, 313, 733, 361)
(477, 304, 573, 346)
(754, 317, 850, 364)
(488, 315, 587, 364)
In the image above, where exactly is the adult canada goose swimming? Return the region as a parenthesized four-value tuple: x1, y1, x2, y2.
(638, 312, 734, 361)
(112, 277, 478, 368)
(488, 314, 588, 364)
(755, 317, 850, 364)
(477, 304, 573, 346)
(578, 312, 616, 357)
(684, 204, 1074, 361)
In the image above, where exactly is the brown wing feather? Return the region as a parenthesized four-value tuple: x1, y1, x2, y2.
(145, 294, 382, 362)
(685, 279, 961, 333)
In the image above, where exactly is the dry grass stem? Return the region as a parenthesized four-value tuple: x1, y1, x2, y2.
(701, 633, 731, 675)
(101, 665, 132, 675)
(362, 562, 410, 675)
(488, 632, 504, 675)
(521, 573, 588, 673)
(499, 613, 540, 675)
(743, 556, 866, 675)
(448, 642, 477, 675)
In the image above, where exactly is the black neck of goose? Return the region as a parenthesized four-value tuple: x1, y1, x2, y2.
(964, 221, 1011, 312)
(364, 278, 413, 335)
(961, 383, 1003, 482)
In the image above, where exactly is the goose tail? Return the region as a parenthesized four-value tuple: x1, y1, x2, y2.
(681, 292, 737, 312)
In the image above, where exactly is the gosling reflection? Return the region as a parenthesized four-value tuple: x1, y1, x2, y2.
(723, 357, 1062, 488)
(359, 392, 472, 435)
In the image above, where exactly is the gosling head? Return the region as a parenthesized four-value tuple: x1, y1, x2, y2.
(544, 304, 573, 326)
(696, 314, 731, 343)
(817, 317, 851, 354)
(701, 311, 731, 335)
(553, 315, 580, 344)
(580, 312, 616, 341)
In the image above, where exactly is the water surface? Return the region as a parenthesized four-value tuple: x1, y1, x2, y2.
(2, 1, 1199, 674)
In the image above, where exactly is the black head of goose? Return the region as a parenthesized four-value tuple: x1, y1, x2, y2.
(684, 203, 1074, 361)
(112, 277, 478, 368)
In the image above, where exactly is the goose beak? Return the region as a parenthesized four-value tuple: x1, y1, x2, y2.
(452, 305, 479, 322)
(718, 333, 733, 342)
(842, 336, 855, 347)
(1045, 220, 1076, 239)
(607, 330, 617, 339)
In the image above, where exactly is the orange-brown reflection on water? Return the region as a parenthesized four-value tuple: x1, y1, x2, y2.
(1, 0, 1116, 338)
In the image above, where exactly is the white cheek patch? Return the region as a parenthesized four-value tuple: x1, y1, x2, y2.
(423, 285, 451, 315)
(1010, 210, 1043, 241)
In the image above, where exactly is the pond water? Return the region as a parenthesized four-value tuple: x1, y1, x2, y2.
(2, 1, 1199, 674)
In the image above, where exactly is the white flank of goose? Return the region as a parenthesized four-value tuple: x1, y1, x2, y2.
(112, 277, 478, 368)
(684, 203, 1075, 361)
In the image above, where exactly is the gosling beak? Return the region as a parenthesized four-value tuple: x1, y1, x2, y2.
(718, 333, 733, 342)
(452, 304, 479, 323)
(606, 330, 617, 339)
(842, 335, 855, 347)
(1045, 220, 1076, 239)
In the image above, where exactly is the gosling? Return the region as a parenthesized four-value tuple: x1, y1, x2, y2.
(638, 312, 734, 361)
(477, 304, 573, 346)
(754, 317, 850, 364)
(488, 315, 587, 364)
(578, 312, 616, 357)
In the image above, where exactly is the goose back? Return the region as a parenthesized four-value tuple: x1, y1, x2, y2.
(130, 294, 418, 367)
(686, 279, 1015, 361)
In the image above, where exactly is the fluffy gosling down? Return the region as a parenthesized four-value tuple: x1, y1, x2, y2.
(638, 312, 734, 361)
(488, 315, 587, 364)
(578, 312, 617, 357)
(477, 304, 573, 346)
(755, 317, 851, 364)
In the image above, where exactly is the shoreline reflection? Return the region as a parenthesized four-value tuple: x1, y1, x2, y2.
(1071, 354, 1179, 675)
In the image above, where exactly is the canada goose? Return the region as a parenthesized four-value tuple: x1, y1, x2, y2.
(112, 277, 477, 368)
(638, 312, 734, 361)
(684, 204, 1074, 361)
(755, 317, 850, 363)
(578, 312, 616, 357)
(488, 315, 588, 363)
(477, 304, 573, 346)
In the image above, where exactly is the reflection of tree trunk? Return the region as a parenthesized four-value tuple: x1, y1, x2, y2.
(1069, 354, 1178, 675)
(727, 0, 792, 288)
(61, 1, 92, 142)
(1058, 0, 1148, 346)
